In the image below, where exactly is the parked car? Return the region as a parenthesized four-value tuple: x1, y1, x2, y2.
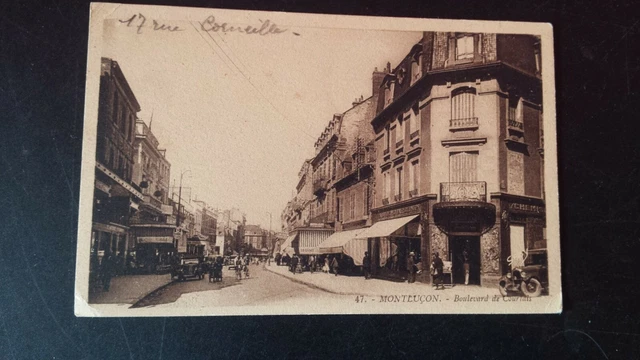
(498, 248, 548, 297)
(171, 257, 205, 281)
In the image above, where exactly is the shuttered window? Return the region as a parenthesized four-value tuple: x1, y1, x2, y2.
(451, 87, 476, 121)
(449, 151, 478, 182)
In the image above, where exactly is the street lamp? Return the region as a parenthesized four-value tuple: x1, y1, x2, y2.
(266, 211, 272, 255)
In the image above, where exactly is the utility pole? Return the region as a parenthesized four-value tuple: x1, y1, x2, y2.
(176, 170, 191, 251)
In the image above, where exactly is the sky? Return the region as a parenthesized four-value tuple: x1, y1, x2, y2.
(101, 16, 421, 231)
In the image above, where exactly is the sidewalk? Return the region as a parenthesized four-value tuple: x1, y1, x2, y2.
(264, 264, 492, 297)
(89, 273, 174, 304)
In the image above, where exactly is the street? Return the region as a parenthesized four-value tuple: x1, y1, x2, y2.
(133, 264, 340, 308)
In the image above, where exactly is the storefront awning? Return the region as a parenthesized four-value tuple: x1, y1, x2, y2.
(280, 234, 297, 253)
(318, 228, 365, 254)
(356, 215, 419, 238)
(298, 229, 333, 255)
(96, 162, 144, 200)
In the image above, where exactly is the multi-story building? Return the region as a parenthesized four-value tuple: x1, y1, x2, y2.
(243, 225, 267, 252)
(362, 32, 544, 285)
(317, 91, 379, 267)
(128, 118, 176, 272)
(281, 159, 314, 233)
(91, 58, 144, 277)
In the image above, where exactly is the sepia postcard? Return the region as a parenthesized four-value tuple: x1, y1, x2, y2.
(75, 3, 560, 316)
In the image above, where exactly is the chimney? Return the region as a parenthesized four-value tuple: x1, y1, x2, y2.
(372, 67, 386, 99)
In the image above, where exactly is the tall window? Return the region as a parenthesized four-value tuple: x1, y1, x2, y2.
(383, 171, 390, 200)
(395, 167, 403, 200)
(449, 151, 478, 182)
(385, 126, 390, 152)
(451, 87, 476, 121)
(350, 192, 355, 220)
(456, 35, 474, 60)
(396, 117, 403, 145)
(409, 160, 419, 194)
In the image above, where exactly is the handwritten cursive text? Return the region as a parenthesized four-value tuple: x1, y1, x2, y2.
(119, 14, 183, 34)
(200, 16, 287, 36)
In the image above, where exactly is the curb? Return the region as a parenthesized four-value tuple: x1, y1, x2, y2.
(129, 279, 176, 308)
(264, 266, 367, 296)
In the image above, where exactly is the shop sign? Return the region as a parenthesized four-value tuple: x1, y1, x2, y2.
(377, 203, 422, 221)
(137, 236, 174, 244)
(509, 203, 544, 215)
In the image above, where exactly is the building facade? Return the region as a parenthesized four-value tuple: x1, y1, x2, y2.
(91, 57, 144, 280)
(366, 32, 544, 285)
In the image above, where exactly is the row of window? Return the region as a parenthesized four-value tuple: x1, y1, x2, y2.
(381, 159, 421, 203)
(112, 88, 136, 143)
(103, 139, 133, 182)
(337, 185, 371, 223)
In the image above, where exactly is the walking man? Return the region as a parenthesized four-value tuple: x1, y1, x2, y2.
(330, 256, 340, 276)
(101, 251, 115, 292)
(362, 252, 371, 280)
(431, 252, 445, 290)
(407, 252, 416, 283)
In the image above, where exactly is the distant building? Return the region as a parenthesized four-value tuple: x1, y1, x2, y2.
(243, 225, 267, 252)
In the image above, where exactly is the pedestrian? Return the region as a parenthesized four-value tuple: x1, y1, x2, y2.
(462, 247, 470, 285)
(291, 255, 299, 275)
(322, 257, 330, 273)
(330, 256, 340, 276)
(101, 251, 115, 292)
(407, 252, 417, 283)
(431, 252, 445, 290)
(362, 252, 371, 280)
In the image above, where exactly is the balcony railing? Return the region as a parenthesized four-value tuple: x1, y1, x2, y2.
(440, 181, 487, 202)
(383, 148, 390, 156)
(450, 117, 479, 130)
(410, 130, 420, 140)
(395, 139, 404, 149)
(508, 119, 524, 132)
(382, 198, 390, 205)
(312, 176, 328, 195)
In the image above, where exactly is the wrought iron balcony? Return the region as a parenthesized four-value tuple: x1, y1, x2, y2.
(312, 176, 328, 196)
(449, 117, 479, 130)
(508, 119, 524, 132)
(440, 181, 487, 202)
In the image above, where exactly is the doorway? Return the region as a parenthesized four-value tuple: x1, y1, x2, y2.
(449, 236, 481, 285)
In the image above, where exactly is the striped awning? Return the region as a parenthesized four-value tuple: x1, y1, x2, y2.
(318, 228, 364, 254)
(318, 228, 369, 265)
(297, 229, 333, 255)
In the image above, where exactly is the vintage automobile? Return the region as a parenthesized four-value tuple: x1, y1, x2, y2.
(171, 257, 205, 281)
(498, 248, 548, 297)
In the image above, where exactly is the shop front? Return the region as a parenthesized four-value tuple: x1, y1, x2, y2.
(432, 182, 497, 286)
(130, 223, 177, 274)
(287, 227, 334, 271)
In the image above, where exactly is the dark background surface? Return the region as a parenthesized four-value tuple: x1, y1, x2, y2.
(1, 0, 639, 358)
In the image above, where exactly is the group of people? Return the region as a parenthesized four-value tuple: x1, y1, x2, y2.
(360, 250, 446, 289)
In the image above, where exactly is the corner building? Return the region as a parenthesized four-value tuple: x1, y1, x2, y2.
(368, 32, 545, 286)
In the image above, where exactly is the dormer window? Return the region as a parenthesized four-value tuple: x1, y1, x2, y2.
(410, 54, 421, 85)
(456, 35, 474, 60)
(384, 81, 395, 108)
